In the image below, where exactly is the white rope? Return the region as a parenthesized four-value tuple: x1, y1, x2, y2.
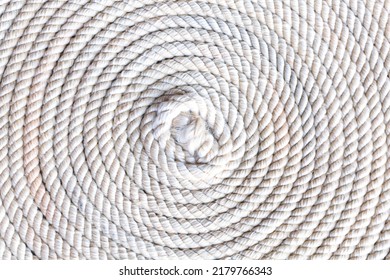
(0, 0, 390, 260)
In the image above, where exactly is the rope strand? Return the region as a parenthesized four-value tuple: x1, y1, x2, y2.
(0, 0, 390, 259)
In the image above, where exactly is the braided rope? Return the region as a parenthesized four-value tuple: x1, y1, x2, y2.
(1, 0, 390, 260)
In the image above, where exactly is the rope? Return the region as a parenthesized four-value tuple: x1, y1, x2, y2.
(0, 0, 390, 260)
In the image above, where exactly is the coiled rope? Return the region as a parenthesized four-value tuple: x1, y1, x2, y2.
(1, 0, 390, 259)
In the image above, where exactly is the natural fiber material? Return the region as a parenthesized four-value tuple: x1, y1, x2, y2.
(1, 0, 390, 260)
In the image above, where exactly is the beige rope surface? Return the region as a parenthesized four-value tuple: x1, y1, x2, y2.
(1, 0, 390, 260)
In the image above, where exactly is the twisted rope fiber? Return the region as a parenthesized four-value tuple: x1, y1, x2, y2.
(0, 0, 390, 260)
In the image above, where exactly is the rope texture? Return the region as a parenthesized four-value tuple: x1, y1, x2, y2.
(1, 0, 390, 260)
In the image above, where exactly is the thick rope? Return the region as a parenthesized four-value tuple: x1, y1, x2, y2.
(0, 0, 390, 260)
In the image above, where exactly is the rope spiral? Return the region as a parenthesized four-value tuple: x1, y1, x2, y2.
(1, 0, 390, 260)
